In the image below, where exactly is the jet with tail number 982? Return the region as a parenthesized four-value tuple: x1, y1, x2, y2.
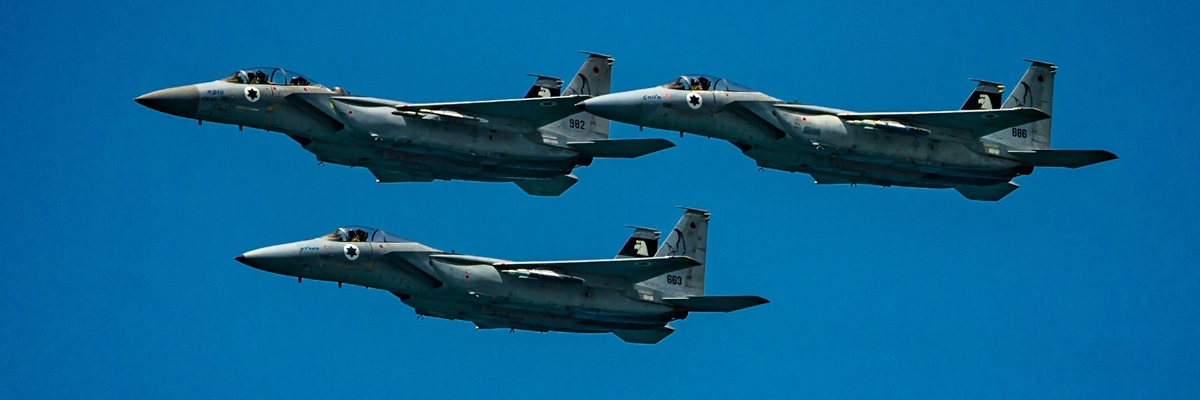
(235, 208, 767, 344)
(577, 60, 1116, 201)
(135, 52, 673, 196)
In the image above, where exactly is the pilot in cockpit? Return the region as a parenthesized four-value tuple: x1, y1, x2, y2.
(290, 76, 309, 86)
(690, 76, 711, 91)
(250, 70, 268, 84)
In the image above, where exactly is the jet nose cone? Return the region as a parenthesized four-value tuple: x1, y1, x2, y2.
(235, 243, 305, 276)
(576, 93, 643, 123)
(135, 86, 200, 118)
(234, 247, 280, 272)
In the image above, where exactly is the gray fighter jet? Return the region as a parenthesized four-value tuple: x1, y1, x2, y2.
(578, 60, 1116, 201)
(235, 208, 767, 344)
(135, 52, 673, 196)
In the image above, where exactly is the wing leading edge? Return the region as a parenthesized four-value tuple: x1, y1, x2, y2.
(493, 256, 700, 283)
(773, 104, 1050, 136)
(329, 95, 591, 127)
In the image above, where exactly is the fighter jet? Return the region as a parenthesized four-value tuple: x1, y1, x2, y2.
(235, 208, 767, 344)
(135, 52, 673, 196)
(578, 60, 1116, 201)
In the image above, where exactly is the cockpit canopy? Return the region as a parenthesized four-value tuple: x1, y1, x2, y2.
(221, 67, 323, 87)
(660, 75, 754, 92)
(319, 226, 409, 243)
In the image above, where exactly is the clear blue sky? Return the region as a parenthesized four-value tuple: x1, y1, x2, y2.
(2, 1, 1197, 398)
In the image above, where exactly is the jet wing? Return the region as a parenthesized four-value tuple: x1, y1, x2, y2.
(334, 95, 590, 127)
(774, 105, 1050, 136)
(493, 256, 700, 283)
(325, 96, 402, 108)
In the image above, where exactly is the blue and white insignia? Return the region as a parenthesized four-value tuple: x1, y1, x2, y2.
(686, 92, 702, 109)
(343, 244, 360, 260)
(244, 86, 261, 103)
(539, 100, 557, 107)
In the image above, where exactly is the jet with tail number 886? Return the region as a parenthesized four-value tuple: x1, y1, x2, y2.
(578, 60, 1116, 201)
(135, 52, 673, 196)
(235, 208, 767, 344)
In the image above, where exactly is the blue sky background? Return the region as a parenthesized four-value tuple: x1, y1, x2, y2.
(2, 1, 1197, 398)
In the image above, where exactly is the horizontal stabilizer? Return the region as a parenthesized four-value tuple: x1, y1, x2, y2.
(613, 326, 675, 344)
(513, 174, 578, 196)
(663, 296, 769, 313)
(1007, 150, 1117, 168)
(493, 256, 700, 283)
(566, 138, 675, 158)
(954, 181, 1019, 201)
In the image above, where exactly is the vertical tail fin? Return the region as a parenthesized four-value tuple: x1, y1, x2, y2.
(523, 74, 563, 99)
(540, 51, 613, 141)
(960, 79, 1004, 110)
(983, 60, 1056, 150)
(616, 226, 660, 259)
(641, 207, 708, 297)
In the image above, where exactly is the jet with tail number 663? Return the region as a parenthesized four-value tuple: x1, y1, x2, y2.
(235, 208, 767, 344)
(135, 52, 673, 196)
(577, 60, 1116, 201)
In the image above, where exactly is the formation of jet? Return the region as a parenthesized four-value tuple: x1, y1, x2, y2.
(135, 52, 673, 196)
(578, 60, 1117, 201)
(235, 208, 767, 344)
(136, 54, 1121, 343)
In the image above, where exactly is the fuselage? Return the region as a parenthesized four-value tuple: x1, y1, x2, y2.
(236, 227, 680, 334)
(136, 68, 588, 183)
(581, 80, 1031, 188)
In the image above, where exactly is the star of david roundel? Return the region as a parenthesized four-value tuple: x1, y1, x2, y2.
(343, 244, 360, 260)
(244, 86, 261, 102)
(686, 92, 702, 109)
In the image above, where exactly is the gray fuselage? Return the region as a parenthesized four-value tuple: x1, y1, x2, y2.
(583, 86, 1030, 188)
(238, 235, 681, 334)
(137, 71, 588, 183)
